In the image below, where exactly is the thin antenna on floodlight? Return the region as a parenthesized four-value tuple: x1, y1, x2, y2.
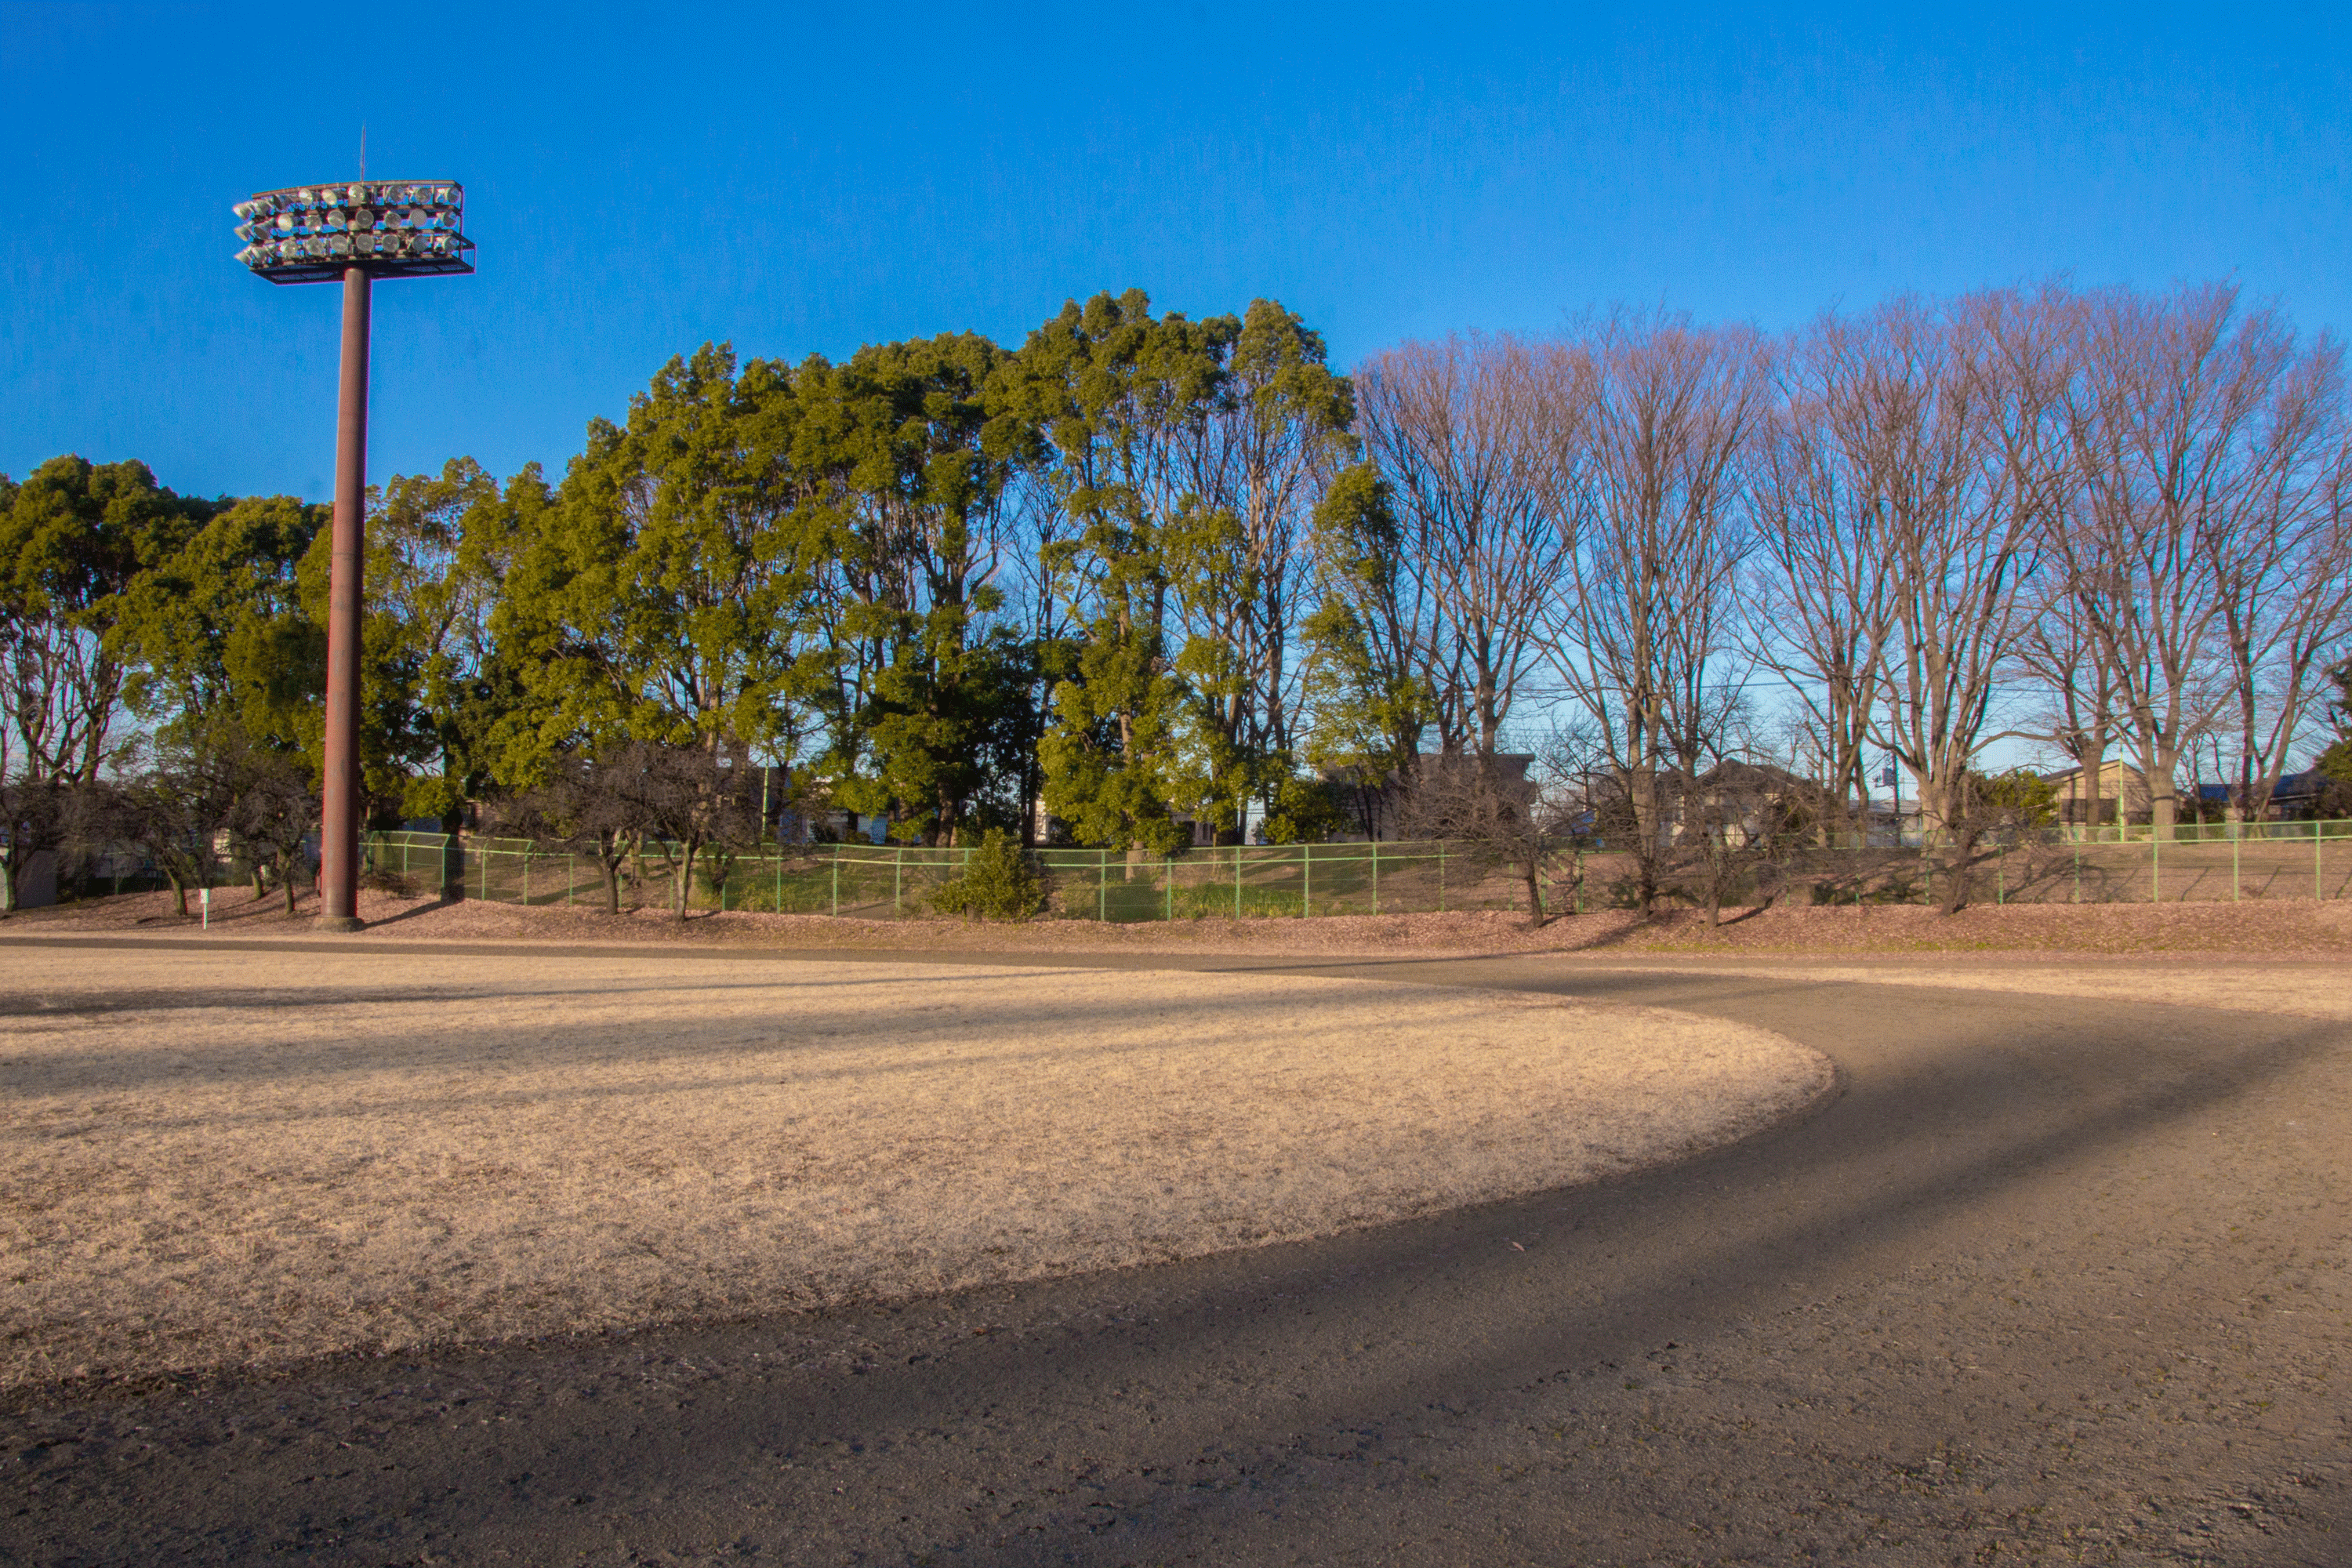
(360, 125, 367, 179)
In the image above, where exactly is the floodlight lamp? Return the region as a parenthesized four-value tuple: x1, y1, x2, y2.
(233, 177, 475, 281)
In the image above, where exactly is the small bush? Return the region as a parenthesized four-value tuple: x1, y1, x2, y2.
(931, 830, 1045, 921)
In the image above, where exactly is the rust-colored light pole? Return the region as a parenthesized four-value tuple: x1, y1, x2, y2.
(230, 180, 473, 931)
(317, 268, 372, 929)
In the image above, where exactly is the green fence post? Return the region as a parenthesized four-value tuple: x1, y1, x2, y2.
(1303, 843, 1312, 916)
(1996, 846, 2004, 906)
(775, 853, 782, 913)
(2152, 833, 2160, 904)
(478, 844, 486, 901)
(1370, 840, 1380, 915)
(523, 848, 531, 906)
(1574, 849, 1584, 916)
(1165, 857, 1173, 921)
(2318, 828, 2325, 902)
(1234, 844, 1242, 919)
(831, 851, 840, 917)
(1439, 842, 1447, 913)
(2073, 842, 2082, 904)
(401, 838, 409, 880)
(568, 855, 575, 908)
(894, 846, 903, 916)
(1098, 851, 1107, 923)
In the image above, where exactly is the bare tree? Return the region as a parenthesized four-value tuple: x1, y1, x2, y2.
(2054, 282, 2296, 838)
(503, 747, 644, 916)
(2203, 343, 2352, 820)
(1866, 290, 2056, 906)
(0, 774, 62, 914)
(2012, 566, 2123, 832)
(1390, 750, 1559, 925)
(224, 747, 318, 917)
(1352, 334, 1566, 773)
(1537, 314, 1766, 910)
(615, 742, 763, 920)
(108, 731, 243, 916)
(1751, 314, 1903, 844)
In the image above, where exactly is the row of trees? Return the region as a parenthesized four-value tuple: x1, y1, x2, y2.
(6, 281, 2352, 913)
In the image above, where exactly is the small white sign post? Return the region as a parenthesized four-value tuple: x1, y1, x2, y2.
(201, 887, 210, 931)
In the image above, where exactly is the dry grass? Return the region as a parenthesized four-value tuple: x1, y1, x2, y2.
(0, 948, 1826, 1390)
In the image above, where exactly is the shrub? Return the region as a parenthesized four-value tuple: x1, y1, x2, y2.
(931, 830, 1045, 921)
(359, 867, 423, 897)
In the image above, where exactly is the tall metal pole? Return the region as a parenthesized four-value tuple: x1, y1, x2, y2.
(317, 265, 372, 931)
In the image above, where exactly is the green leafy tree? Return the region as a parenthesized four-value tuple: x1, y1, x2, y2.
(373, 459, 546, 869)
(1, 456, 212, 782)
(1000, 291, 1232, 851)
(1301, 463, 1436, 834)
(790, 332, 1040, 843)
(1160, 299, 1357, 841)
(1969, 766, 2060, 828)
(112, 494, 326, 757)
(493, 344, 819, 783)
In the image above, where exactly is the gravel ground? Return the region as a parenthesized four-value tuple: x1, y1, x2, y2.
(0, 946, 1822, 1391)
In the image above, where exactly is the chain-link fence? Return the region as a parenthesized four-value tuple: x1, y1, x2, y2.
(358, 822, 2352, 922)
(361, 835, 1536, 920)
(1572, 828, 2352, 911)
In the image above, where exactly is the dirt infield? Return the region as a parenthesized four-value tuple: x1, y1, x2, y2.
(0, 946, 1827, 1390)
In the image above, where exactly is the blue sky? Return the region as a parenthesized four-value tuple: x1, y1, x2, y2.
(4, 2, 2347, 503)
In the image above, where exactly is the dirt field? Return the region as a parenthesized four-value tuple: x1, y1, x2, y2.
(0, 946, 1826, 1390)
(12, 882, 2351, 959)
(1617, 958, 2352, 1022)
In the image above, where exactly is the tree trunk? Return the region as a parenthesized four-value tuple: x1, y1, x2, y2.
(439, 806, 466, 901)
(169, 871, 187, 918)
(282, 858, 300, 916)
(601, 857, 621, 916)
(1939, 829, 1981, 915)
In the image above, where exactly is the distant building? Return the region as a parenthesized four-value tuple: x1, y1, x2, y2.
(2043, 758, 2149, 825)
(2049, 760, 2330, 823)
(2193, 768, 2328, 818)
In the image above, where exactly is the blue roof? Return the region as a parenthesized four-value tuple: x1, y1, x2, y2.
(2197, 770, 2322, 802)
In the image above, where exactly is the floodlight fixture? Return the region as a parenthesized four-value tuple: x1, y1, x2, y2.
(233, 177, 475, 931)
(235, 179, 473, 285)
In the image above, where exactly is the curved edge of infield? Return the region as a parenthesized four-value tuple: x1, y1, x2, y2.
(0, 953, 1834, 1389)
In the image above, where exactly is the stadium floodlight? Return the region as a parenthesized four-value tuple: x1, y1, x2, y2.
(232, 178, 474, 931)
